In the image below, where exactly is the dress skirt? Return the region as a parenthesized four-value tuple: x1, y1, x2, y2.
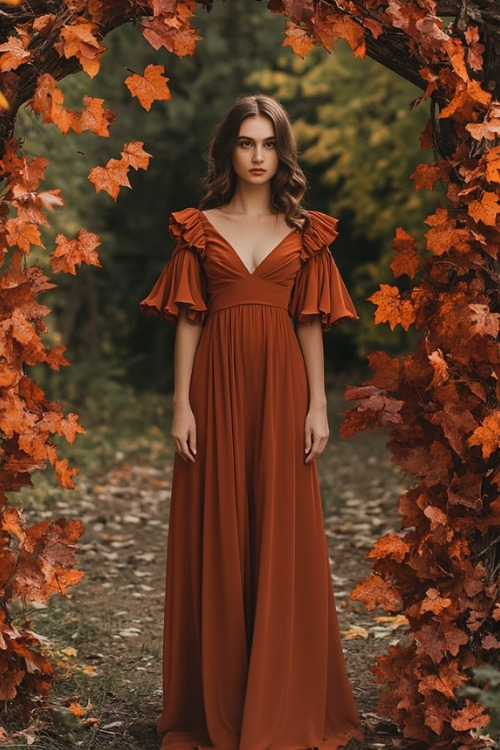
(141, 208, 362, 750)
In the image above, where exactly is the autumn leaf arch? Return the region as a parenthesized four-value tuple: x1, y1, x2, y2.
(0, 0, 498, 746)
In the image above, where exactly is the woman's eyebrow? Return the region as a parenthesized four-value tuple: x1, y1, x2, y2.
(236, 135, 276, 142)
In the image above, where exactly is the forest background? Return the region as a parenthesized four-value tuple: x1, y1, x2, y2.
(24, 0, 438, 413)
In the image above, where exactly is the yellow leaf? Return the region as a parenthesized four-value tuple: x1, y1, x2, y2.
(343, 625, 370, 640)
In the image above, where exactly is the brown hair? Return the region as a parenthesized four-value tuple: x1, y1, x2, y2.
(199, 95, 309, 231)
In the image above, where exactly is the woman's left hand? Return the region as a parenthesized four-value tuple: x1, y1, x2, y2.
(304, 405, 330, 464)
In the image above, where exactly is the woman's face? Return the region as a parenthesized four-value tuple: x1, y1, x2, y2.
(232, 116, 279, 188)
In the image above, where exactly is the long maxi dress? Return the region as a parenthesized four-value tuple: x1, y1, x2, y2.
(140, 208, 362, 750)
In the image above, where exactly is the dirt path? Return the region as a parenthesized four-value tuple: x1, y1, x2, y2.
(23, 403, 410, 750)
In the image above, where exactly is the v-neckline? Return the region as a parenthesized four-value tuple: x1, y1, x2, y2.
(200, 210, 296, 276)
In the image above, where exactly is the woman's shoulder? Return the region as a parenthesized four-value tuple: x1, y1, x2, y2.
(301, 210, 339, 258)
(169, 207, 205, 254)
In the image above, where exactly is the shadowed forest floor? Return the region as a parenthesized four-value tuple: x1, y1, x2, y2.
(7, 388, 413, 749)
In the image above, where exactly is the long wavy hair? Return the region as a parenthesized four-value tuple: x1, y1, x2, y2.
(199, 95, 309, 231)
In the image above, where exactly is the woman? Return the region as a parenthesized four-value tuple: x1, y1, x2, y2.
(141, 95, 362, 750)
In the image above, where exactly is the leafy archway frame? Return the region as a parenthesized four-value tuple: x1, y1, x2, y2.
(0, 1, 498, 746)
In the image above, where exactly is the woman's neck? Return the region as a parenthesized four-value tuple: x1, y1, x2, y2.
(223, 184, 274, 216)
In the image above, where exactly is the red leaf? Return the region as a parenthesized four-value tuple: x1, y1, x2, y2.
(366, 350, 400, 391)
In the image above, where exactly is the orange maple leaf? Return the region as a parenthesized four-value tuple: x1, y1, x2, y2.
(50, 454, 79, 490)
(440, 80, 491, 122)
(420, 587, 453, 615)
(31, 73, 73, 134)
(469, 303, 500, 338)
(468, 190, 500, 228)
(6, 218, 44, 254)
(55, 20, 106, 78)
(125, 64, 172, 111)
(467, 411, 500, 459)
(350, 572, 403, 613)
(427, 349, 449, 388)
(142, 15, 200, 57)
(450, 700, 490, 732)
(51, 230, 101, 275)
(424, 209, 472, 255)
(71, 95, 115, 136)
(367, 533, 410, 563)
(411, 162, 450, 191)
(485, 145, 500, 183)
(0, 36, 31, 72)
(418, 67, 438, 100)
(312, 8, 365, 57)
(1, 506, 25, 542)
(465, 25, 484, 71)
(88, 158, 131, 200)
(369, 284, 416, 331)
(283, 23, 314, 58)
(32, 75, 114, 136)
(390, 227, 420, 279)
(33, 13, 57, 33)
(121, 141, 152, 171)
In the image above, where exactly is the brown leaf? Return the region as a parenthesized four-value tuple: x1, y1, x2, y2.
(366, 350, 400, 391)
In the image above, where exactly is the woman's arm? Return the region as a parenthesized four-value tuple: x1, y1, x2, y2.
(295, 316, 330, 464)
(171, 305, 203, 463)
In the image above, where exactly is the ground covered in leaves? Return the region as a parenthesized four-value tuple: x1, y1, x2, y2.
(8, 388, 413, 749)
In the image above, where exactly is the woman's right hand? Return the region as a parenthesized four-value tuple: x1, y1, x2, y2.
(171, 404, 197, 463)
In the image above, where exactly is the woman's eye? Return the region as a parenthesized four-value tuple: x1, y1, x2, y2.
(240, 140, 252, 148)
(264, 141, 276, 149)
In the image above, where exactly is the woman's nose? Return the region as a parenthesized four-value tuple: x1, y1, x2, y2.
(253, 146, 264, 163)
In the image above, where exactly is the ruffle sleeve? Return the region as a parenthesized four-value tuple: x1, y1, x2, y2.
(289, 211, 358, 331)
(139, 208, 207, 325)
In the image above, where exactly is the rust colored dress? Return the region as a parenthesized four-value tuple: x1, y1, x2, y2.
(140, 208, 362, 750)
